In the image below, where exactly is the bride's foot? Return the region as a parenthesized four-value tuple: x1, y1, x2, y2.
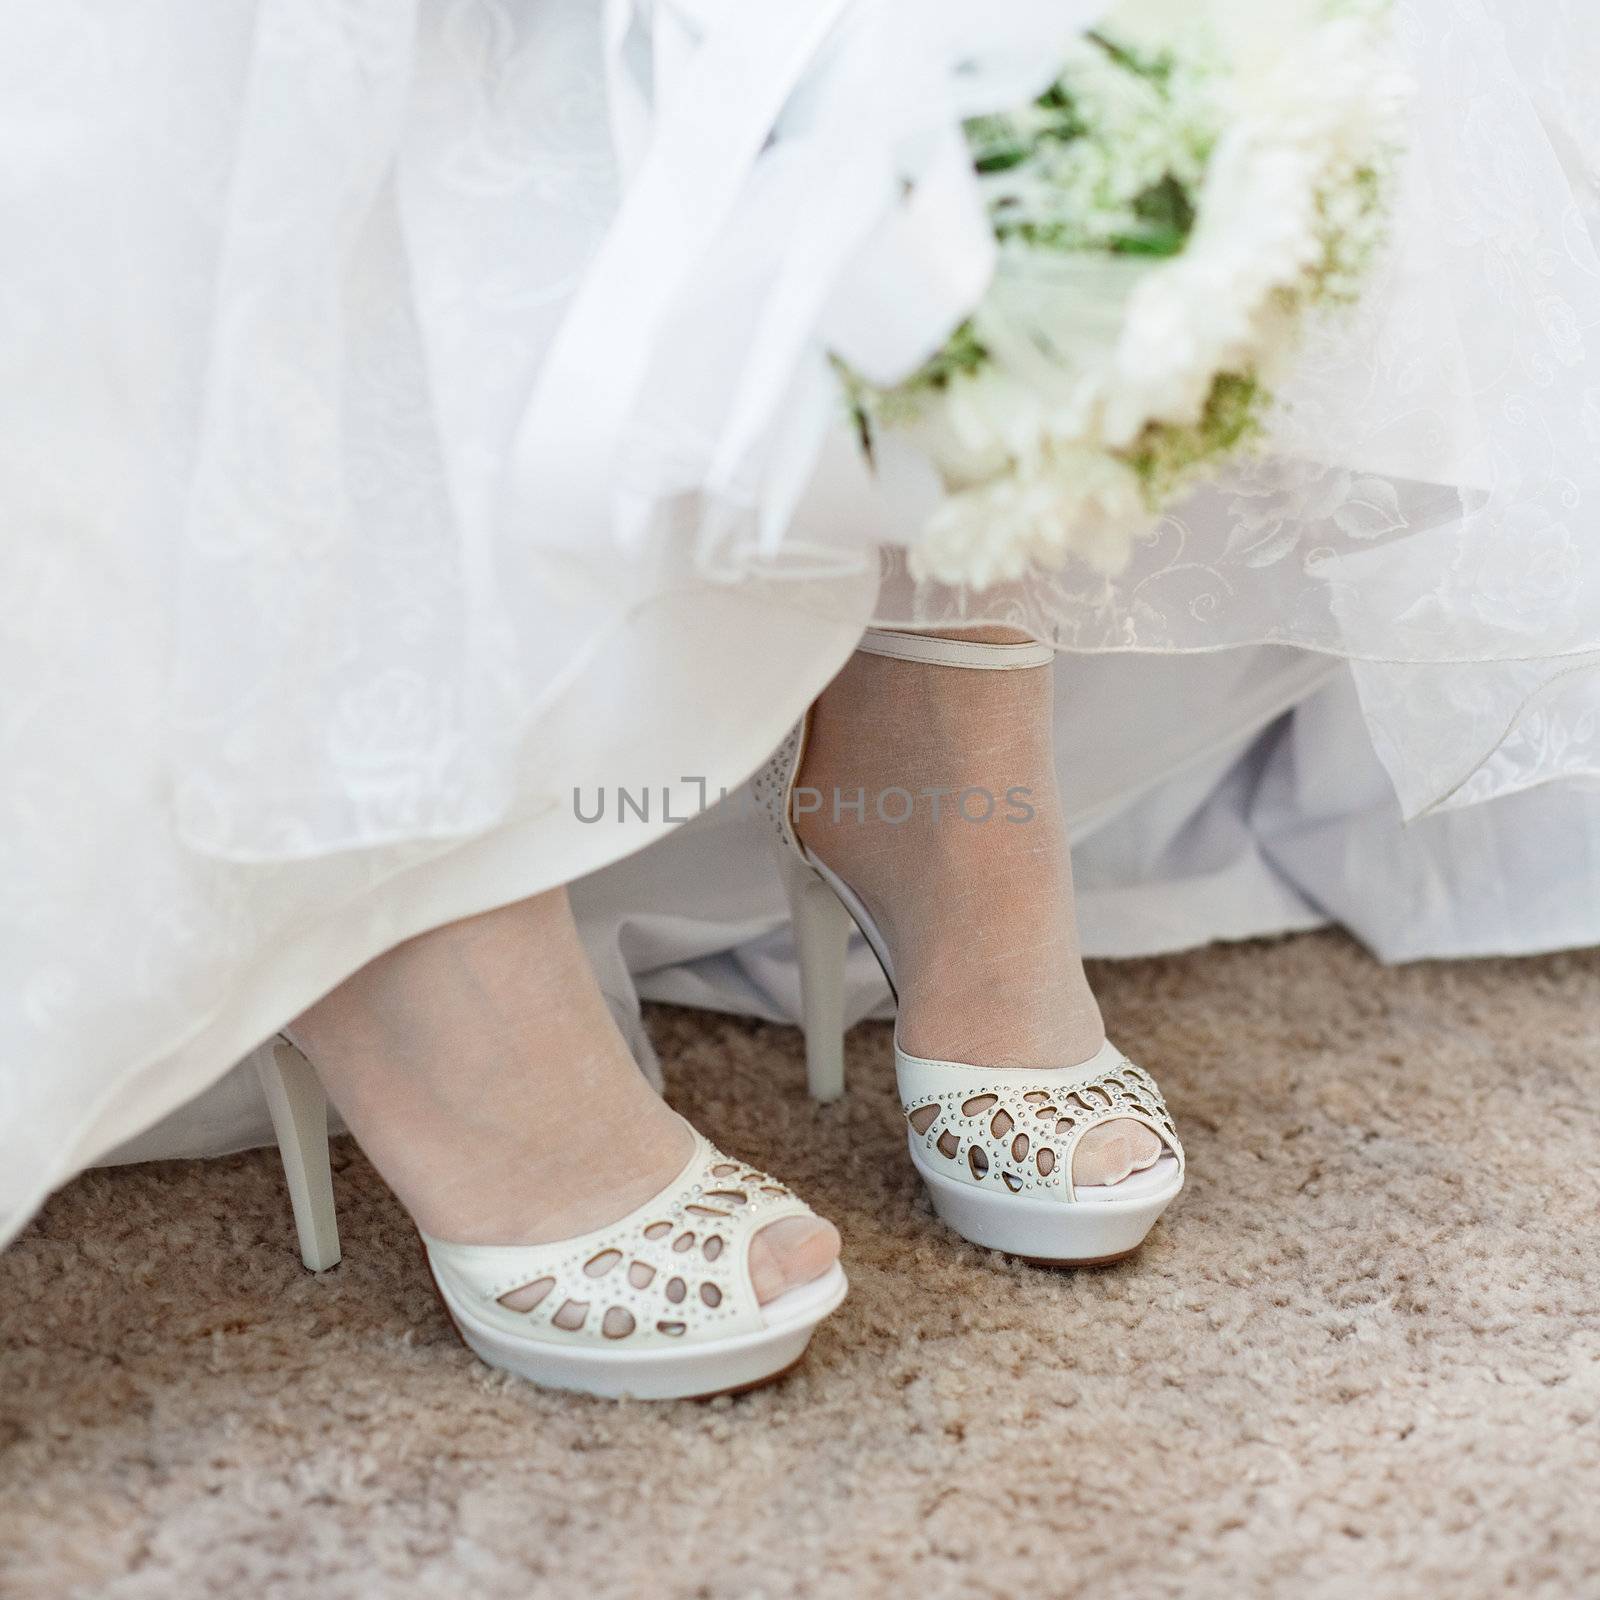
(288, 890, 840, 1306)
(794, 628, 1161, 1190)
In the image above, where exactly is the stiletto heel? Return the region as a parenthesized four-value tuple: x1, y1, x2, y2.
(754, 628, 1185, 1265)
(253, 1035, 342, 1272)
(779, 848, 855, 1103)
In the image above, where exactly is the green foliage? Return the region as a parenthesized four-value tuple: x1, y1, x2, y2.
(1083, 28, 1176, 85)
(1113, 174, 1197, 257)
(1124, 372, 1267, 504)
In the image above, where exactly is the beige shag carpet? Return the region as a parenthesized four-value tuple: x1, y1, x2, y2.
(4, 931, 1599, 1600)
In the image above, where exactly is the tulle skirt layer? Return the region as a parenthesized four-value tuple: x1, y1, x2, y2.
(0, 0, 882, 1238)
(877, 0, 1600, 816)
(585, 0, 1600, 818)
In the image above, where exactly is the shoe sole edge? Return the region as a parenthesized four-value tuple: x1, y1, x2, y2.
(912, 1143, 1182, 1263)
(432, 1261, 848, 1401)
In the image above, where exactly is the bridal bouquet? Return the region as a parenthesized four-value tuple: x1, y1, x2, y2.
(843, 0, 1409, 587)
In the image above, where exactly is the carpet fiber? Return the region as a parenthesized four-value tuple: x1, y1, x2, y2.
(4, 931, 1599, 1599)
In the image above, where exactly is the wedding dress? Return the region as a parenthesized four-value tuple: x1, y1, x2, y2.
(3, 0, 1598, 1243)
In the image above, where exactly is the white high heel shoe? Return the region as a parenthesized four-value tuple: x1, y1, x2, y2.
(754, 627, 1185, 1265)
(249, 1035, 847, 1399)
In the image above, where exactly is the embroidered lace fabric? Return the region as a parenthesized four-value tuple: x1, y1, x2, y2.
(597, 0, 1600, 821)
(875, 0, 1600, 818)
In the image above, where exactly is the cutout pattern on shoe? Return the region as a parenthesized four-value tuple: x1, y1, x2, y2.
(422, 1134, 822, 1351)
(899, 1042, 1182, 1205)
(750, 720, 805, 854)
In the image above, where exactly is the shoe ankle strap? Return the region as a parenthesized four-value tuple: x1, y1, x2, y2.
(856, 628, 1055, 671)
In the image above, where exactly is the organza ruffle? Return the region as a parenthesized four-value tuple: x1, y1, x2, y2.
(591, 0, 1600, 819)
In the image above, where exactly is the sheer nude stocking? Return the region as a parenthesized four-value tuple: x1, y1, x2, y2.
(796, 629, 1161, 1188)
(289, 889, 838, 1305)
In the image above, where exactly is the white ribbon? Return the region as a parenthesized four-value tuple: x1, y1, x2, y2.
(508, 0, 1102, 565)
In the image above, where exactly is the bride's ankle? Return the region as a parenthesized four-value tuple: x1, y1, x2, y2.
(287, 893, 841, 1297)
(796, 631, 1158, 1184)
(796, 637, 1104, 1061)
(894, 956, 1106, 1070)
(295, 1008, 694, 1246)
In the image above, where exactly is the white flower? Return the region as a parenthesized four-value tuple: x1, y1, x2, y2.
(912, 444, 1153, 587)
(893, 370, 1033, 489)
(850, 0, 1407, 589)
(941, 364, 1049, 472)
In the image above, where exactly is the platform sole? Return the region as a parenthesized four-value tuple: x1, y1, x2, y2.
(436, 1262, 848, 1401)
(913, 1142, 1182, 1264)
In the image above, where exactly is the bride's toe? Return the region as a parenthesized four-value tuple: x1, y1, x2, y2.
(1071, 1118, 1163, 1188)
(748, 1216, 842, 1304)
